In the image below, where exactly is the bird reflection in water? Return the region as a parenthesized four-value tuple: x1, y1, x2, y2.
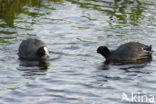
(17, 59, 50, 78)
(97, 59, 152, 75)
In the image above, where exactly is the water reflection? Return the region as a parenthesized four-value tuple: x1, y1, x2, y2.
(0, 0, 44, 26)
(119, 63, 152, 74)
(0, 0, 148, 32)
(0, 0, 63, 27)
(18, 59, 50, 69)
(0, 0, 45, 45)
(95, 61, 151, 88)
(97, 59, 152, 73)
(17, 59, 50, 77)
(109, 0, 143, 25)
(0, 0, 15, 27)
(67, 0, 144, 25)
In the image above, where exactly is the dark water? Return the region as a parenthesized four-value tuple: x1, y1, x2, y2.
(0, 0, 156, 104)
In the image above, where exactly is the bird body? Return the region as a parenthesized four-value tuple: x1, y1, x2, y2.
(97, 42, 152, 63)
(18, 38, 49, 60)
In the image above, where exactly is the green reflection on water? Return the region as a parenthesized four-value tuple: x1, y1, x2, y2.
(0, 0, 48, 44)
(0, 36, 16, 44)
(0, 0, 148, 28)
(0, 0, 153, 44)
(0, 0, 44, 27)
(0, 0, 64, 44)
(67, 0, 146, 26)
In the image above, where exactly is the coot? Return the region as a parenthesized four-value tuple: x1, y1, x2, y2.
(18, 38, 49, 60)
(97, 42, 152, 63)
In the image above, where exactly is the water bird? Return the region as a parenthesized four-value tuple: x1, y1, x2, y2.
(18, 38, 49, 60)
(97, 42, 152, 64)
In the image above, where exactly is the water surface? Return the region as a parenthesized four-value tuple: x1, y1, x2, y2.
(0, 0, 156, 104)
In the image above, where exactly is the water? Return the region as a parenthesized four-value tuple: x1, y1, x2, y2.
(0, 0, 156, 104)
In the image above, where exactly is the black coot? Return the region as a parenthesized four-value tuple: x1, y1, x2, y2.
(18, 38, 49, 60)
(97, 42, 152, 63)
